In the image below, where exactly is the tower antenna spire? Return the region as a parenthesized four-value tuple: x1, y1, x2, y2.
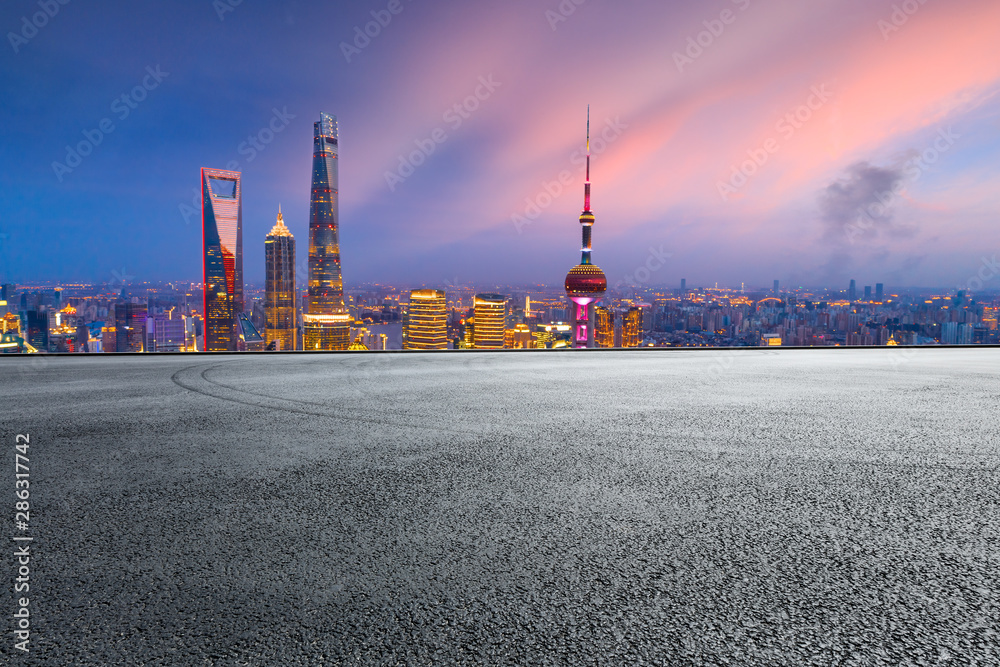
(564, 104, 606, 349)
(584, 105, 591, 211)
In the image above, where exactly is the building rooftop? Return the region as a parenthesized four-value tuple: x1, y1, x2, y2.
(3, 348, 998, 663)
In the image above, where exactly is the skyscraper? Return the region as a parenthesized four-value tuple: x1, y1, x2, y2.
(864, 285, 872, 301)
(848, 279, 857, 301)
(237, 312, 265, 352)
(622, 307, 642, 348)
(201, 167, 243, 352)
(564, 108, 607, 348)
(773, 279, 780, 293)
(303, 112, 351, 350)
(595, 306, 613, 348)
(875, 283, 884, 302)
(473, 294, 506, 349)
(114, 302, 147, 352)
(404, 289, 447, 350)
(264, 206, 297, 351)
(26, 309, 48, 352)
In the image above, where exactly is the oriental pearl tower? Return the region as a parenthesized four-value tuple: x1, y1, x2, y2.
(565, 107, 607, 348)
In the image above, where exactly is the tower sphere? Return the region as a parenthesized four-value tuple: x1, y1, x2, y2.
(565, 263, 607, 300)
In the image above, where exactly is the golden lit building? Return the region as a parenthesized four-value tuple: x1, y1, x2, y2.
(101, 326, 116, 353)
(461, 317, 475, 349)
(504, 323, 532, 349)
(594, 306, 642, 348)
(303, 314, 351, 350)
(761, 333, 782, 346)
(473, 294, 506, 349)
(595, 306, 613, 348)
(622, 307, 642, 348)
(404, 289, 447, 350)
(1, 312, 21, 336)
(265, 206, 297, 351)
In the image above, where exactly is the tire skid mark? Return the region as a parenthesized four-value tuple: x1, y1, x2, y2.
(171, 362, 484, 437)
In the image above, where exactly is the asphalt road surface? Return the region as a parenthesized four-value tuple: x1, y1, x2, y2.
(1, 348, 998, 665)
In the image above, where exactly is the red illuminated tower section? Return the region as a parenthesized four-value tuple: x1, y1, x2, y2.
(565, 107, 607, 348)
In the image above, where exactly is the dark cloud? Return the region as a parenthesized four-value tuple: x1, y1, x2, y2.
(819, 161, 909, 244)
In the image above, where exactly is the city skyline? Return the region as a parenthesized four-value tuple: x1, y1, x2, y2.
(2, 1, 999, 289)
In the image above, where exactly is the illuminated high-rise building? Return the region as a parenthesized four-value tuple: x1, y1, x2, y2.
(565, 108, 607, 348)
(875, 283, 884, 302)
(404, 289, 447, 350)
(146, 310, 190, 353)
(237, 312, 265, 352)
(26, 310, 48, 352)
(303, 112, 351, 350)
(595, 306, 642, 348)
(114, 302, 147, 352)
(504, 323, 532, 349)
(2, 312, 20, 335)
(473, 294, 506, 349)
(101, 326, 116, 353)
(462, 317, 475, 349)
(264, 206, 297, 351)
(201, 167, 243, 352)
(595, 306, 613, 348)
(622, 307, 642, 348)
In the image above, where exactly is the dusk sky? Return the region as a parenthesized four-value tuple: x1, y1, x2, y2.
(1, 0, 998, 289)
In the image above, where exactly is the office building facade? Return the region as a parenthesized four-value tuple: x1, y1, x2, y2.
(201, 167, 243, 351)
(404, 289, 447, 350)
(473, 294, 506, 349)
(265, 206, 297, 351)
(304, 113, 351, 350)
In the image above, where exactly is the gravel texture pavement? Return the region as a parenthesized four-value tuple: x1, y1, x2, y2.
(1, 348, 998, 665)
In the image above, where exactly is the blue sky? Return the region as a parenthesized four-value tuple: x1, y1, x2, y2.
(1, 0, 998, 289)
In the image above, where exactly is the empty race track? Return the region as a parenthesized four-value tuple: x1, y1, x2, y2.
(1, 348, 998, 665)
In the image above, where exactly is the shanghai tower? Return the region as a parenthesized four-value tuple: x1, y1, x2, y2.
(303, 112, 351, 350)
